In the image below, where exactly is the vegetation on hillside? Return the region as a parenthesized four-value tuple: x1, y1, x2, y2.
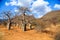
(34, 10, 60, 35)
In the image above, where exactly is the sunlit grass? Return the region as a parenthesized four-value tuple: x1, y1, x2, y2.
(0, 32, 4, 40)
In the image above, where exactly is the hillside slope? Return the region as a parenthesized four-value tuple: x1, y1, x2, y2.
(34, 10, 60, 35)
(40, 10, 60, 24)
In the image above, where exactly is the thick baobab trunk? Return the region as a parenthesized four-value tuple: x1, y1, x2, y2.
(22, 23, 27, 31)
(24, 24, 27, 31)
(7, 22, 11, 30)
(7, 18, 11, 30)
(21, 13, 27, 31)
(30, 24, 32, 30)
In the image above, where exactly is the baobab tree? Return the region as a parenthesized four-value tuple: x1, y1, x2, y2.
(18, 7, 31, 31)
(2, 11, 13, 30)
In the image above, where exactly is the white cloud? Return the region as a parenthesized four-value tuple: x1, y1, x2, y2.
(15, 9, 18, 12)
(5, 2, 9, 6)
(54, 4, 60, 9)
(32, 0, 49, 7)
(5, 0, 52, 18)
(31, 0, 52, 18)
(5, 0, 33, 7)
(5, 0, 18, 6)
(45, 6, 52, 13)
(34, 13, 43, 18)
(38, 15, 43, 18)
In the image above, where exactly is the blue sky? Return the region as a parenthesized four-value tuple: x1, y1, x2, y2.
(0, 0, 60, 19)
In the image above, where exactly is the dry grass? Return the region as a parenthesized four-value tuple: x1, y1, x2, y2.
(0, 25, 54, 40)
(0, 32, 5, 40)
(0, 24, 60, 40)
(54, 31, 60, 40)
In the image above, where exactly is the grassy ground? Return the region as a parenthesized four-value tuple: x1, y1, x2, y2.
(0, 24, 60, 40)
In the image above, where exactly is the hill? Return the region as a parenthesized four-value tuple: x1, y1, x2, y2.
(34, 10, 60, 35)
(40, 10, 60, 24)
